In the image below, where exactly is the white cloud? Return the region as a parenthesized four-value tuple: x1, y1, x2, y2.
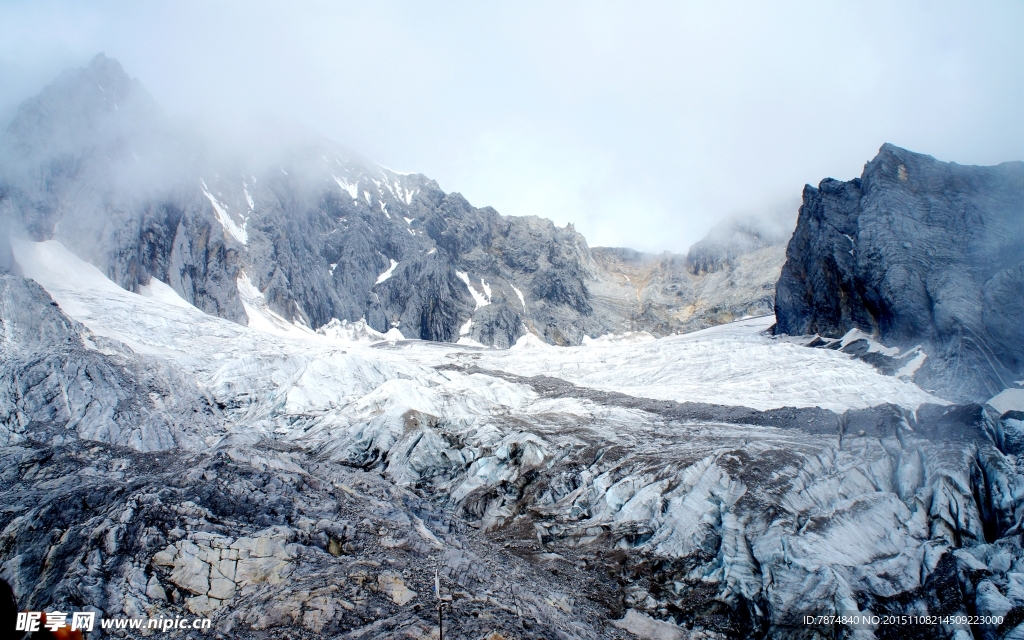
(1, 0, 1023, 252)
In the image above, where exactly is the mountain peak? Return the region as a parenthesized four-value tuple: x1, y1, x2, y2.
(85, 52, 132, 85)
(3, 53, 155, 158)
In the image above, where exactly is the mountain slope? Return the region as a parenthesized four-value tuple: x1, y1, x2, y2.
(0, 54, 784, 347)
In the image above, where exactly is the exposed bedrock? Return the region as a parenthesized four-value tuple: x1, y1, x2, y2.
(775, 143, 1024, 403)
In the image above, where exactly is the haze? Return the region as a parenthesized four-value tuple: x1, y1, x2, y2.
(2, 0, 1022, 252)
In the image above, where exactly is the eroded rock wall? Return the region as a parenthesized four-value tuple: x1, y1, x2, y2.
(776, 144, 1024, 402)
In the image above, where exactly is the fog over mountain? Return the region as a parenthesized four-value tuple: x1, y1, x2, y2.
(3, 1, 1022, 253)
(0, 55, 784, 347)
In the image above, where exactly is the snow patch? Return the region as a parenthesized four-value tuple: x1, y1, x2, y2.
(375, 260, 399, 285)
(511, 284, 526, 310)
(611, 609, 687, 640)
(378, 175, 418, 204)
(582, 331, 657, 346)
(243, 187, 254, 210)
(511, 332, 549, 350)
(839, 328, 900, 357)
(459, 318, 473, 336)
(456, 271, 490, 309)
(139, 279, 196, 310)
(316, 318, 386, 344)
(896, 351, 927, 378)
(333, 175, 359, 200)
(201, 180, 248, 244)
(989, 388, 1024, 416)
(376, 163, 414, 176)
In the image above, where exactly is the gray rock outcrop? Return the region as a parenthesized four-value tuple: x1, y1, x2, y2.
(592, 215, 786, 336)
(775, 144, 1024, 402)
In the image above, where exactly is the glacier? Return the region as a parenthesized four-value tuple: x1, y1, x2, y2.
(4, 236, 1024, 638)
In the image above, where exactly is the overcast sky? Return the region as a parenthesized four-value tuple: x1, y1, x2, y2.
(2, 1, 1023, 251)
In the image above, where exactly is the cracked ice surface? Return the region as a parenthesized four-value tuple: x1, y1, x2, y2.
(14, 238, 1016, 635)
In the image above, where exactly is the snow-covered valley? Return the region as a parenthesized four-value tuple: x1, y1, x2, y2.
(5, 238, 1024, 638)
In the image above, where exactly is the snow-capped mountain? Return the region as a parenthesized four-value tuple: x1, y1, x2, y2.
(0, 54, 783, 348)
(4, 54, 1024, 640)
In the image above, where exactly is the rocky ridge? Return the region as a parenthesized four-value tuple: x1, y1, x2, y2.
(0, 54, 784, 349)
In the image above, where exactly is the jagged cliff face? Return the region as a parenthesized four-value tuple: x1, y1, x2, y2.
(0, 55, 782, 348)
(775, 144, 1024, 403)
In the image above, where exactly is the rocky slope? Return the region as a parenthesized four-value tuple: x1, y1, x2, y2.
(775, 144, 1024, 403)
(0, 54, 783, 349)
(5, 239, 1024, 638)
(592, 217, 785, 336)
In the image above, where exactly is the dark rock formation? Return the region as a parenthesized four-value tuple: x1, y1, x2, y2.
(775, 143, 1024, 402)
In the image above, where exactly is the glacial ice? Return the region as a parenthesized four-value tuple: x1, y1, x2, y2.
(9, 237, 1024, 636)
(990, 388, 1024, 415)
(511, 283, 526, 310)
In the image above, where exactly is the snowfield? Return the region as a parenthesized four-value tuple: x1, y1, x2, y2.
(13, 239, 939, 425)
